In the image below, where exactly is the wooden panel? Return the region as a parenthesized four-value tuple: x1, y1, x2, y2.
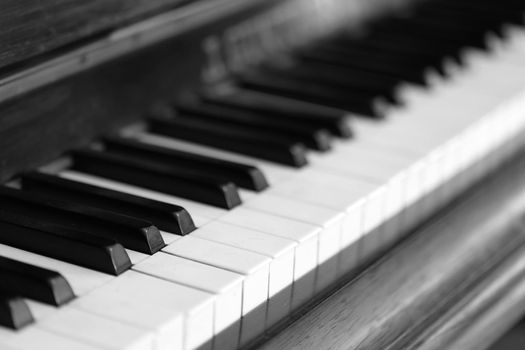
(0, 0, 414, 73)
(0, 0, 273, 183)
(0, 0, 192, 70)
(255, 151, 525, 350)
(409, 245, 525, 350)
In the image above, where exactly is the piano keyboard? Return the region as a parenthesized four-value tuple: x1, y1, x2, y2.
(1, 0, 525, 349)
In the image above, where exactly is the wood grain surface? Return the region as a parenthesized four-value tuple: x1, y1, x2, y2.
(409, 244, 525, 350)
(256, 151, 525, 350)
(0, 0, 415, 73)
(0, 0, 192, 71)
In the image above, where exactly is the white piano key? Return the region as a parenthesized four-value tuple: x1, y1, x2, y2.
(244, 193, 345, 293)
(133, 252, 243, 350)
(163, 236, 271, 346)
(310, 147, 414, 218)
(125, 233, 178, 265)
(159, 231, 180, 245)
(126, 249, 150, 265)
(0, 244, 112, 297)
(24, 300, 56, 321)
(218, 208, 319, 296)
(72, 270, 213, 350)
(268, 172, 384, 235)
(28, 302, 155, 350)
(0, 327, 100, 350)
(191, 221, 296, 326)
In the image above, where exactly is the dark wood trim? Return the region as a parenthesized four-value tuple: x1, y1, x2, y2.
(0, 0, 210, 71)
(254, 150, 525, 350)
(406, 245, 525, 350)
(0, 0, 272, 104)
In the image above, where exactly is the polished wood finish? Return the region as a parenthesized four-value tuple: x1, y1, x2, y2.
(255, 149, 525, 350)
(0, 0, 191, 71)
(412, 247, 525, 350)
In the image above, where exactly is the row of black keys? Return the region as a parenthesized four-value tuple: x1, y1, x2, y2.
(0, 257, 73, 329)
(0, 135, 280, 330)
(143, 0, 525, 167)
(2, 0, 524, 332)
(0, 136, 274, 270)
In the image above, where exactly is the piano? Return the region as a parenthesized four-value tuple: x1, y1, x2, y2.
(1, 0, 525, 349)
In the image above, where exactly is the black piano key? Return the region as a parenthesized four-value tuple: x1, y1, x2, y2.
(240, 71, 388, 118)
(71, 149, 242, 209)
(0, 187, 164, 255)
(368, 19, 489, 55)
(103, 137, 269, 192)
(436, 3, 525, 25)
(21, 172, 196, 235)
(297, 48, 430, 86)
(201, 89, 354, 138)
(329, 28, 465, 66)
(307, 40, 449, 77)
(176, 102, 333, 151)
(453, 0, 525, 16)
(0, 256, 75, 306)
(403, 16, 501, 43)
(307, 42, 434, 80)
(260, 60, 401, 103)
(417, 4, 509, 35)
(148, 116, 308, 167)
(372, 18, 491, 51)
(0, 293, 34, 330)
(0, 209, 131, 275)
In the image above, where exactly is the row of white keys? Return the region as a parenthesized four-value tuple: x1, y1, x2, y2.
(0, 300, 110, 350)
(163, 236, 271, 347)
(244, 193, 347, 294)
(25, 300, 154, 350)
(189, 221, 298, 325)
(130, 252, 244, 350)
(65, 269, 213, 350)
(0, 244, 216, 350)
(0, 231, 268, 350)
(0, 324, 100, 350)
(0, 244, 154, 350)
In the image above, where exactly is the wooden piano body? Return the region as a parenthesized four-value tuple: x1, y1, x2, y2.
(1, 0, 525, 349)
